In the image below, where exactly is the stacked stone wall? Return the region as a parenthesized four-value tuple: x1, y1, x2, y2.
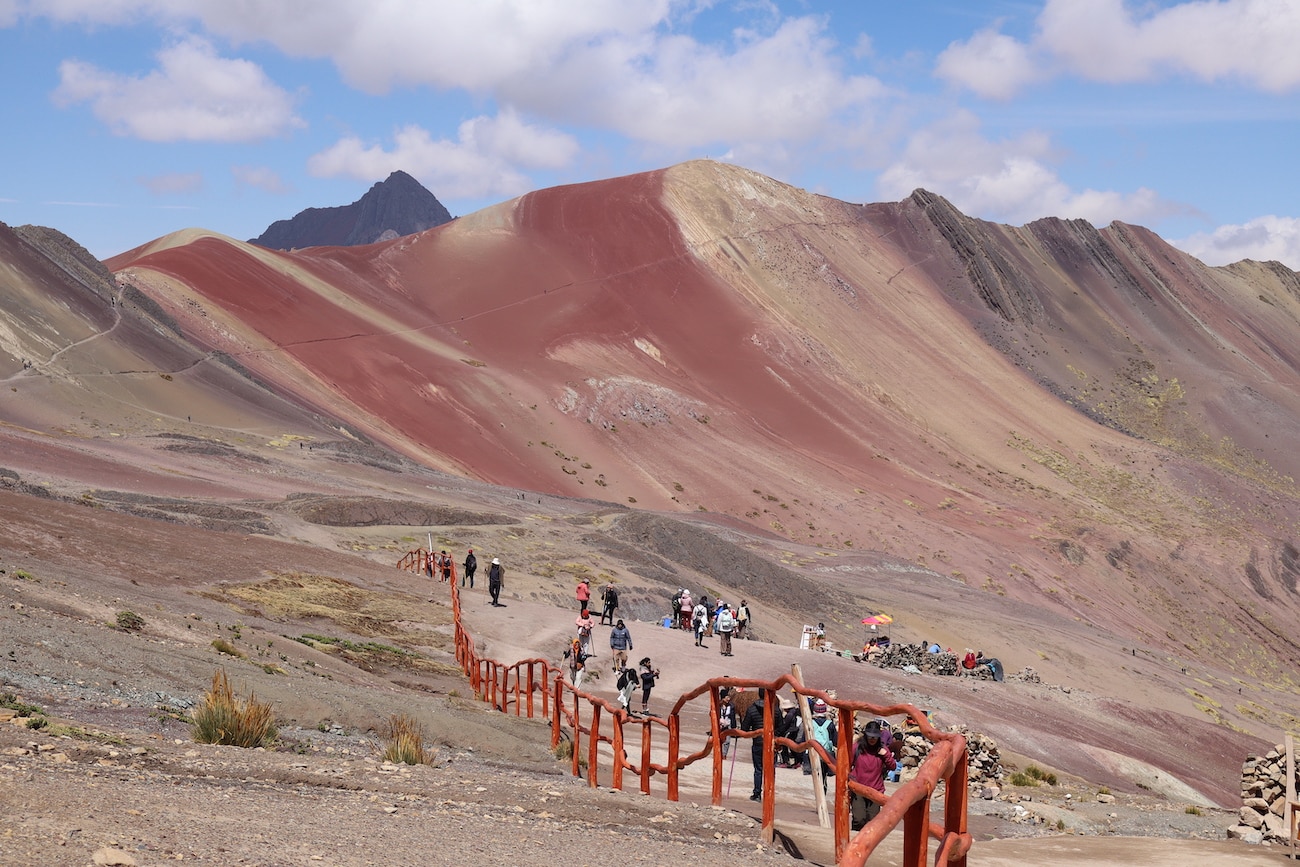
(1231, 742, 1299, 845)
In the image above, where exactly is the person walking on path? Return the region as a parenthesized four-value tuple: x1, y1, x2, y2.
(575, 613, 595, 658)
(616, 663, 638, 711)
(718, 692, 737, 759)
(849, 720, 896, 831)
(678, 589, 694, 632)
(805, 699, 837, 794)
(736, 600, 751, 639)
(438, 551, 453, 584)
(716, 603, 736, 656)
(487, 558, 504, 606)
(693, 600, 709, 647)
(576, 578, 591, 617)
(637, 657, 660, 716)
(462, 549, 477, 589)
(742, 692, 767, 801)
(609, 619, 633, 672)
(599, 583, 618, 625)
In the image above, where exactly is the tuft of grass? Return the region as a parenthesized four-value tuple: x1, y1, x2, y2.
(1097, 786, 1111, 795)
(14, 569, 35, 581)
(190, 669, 277, 748)
(116, 610, 146, 632)
(0, 693, 45, 718)
(1055, 819, 1065, 831)
(211, 638, 245, 658)
(382, 714, 434, 765)
(1185, 805, 1203, 816)
(1024, 764, 1057, 785)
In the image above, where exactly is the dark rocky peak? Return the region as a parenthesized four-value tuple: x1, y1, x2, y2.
(249, 170, 453, 251)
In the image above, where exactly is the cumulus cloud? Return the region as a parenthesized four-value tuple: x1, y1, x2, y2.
(307, 110, 579, 200)
(232, 165, 290, 193)
(935, 27, 1039, 99)
(1173, 217, 1300, 269)
(876, 110, 1187, 228)
(52, 35, 304, 142)
(937, 0, 1300, 98)
(538, 16, 886, 148)
(28, 2, 883, 152)
(1039, 0, 1300, 90)
(138, 172, 203, 194)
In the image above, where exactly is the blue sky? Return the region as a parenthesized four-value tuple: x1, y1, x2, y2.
(2, 0, 1298, 268)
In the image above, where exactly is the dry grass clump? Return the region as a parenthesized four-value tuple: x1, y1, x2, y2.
(191, 670, 277, 748)
(382, 713, 434, 765)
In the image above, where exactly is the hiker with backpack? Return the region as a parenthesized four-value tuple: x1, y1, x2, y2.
(487, 558, 504, 606)
(805, 699, 837, 794)
(736, 599, 751, 639)
(462, 549, 476, 588)
(716, 603, 737, 656)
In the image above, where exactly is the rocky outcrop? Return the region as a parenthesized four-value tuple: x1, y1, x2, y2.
(1231, 742, 1298, 844)
(249, 170, 452, 250)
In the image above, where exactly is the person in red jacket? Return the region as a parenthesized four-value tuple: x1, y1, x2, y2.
(848, 720, 896, 831)
(576, 578, 591, 616)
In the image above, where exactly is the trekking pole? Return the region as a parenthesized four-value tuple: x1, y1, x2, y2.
(726, 737, 738, 797)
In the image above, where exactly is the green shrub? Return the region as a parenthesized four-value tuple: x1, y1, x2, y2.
(1185, 805, 1202, 816)
(116, 610, 146, 631)
(1007, 771, 1037, 787)
(190, 670, 276, 748)
(1025, 764, 1057, 785)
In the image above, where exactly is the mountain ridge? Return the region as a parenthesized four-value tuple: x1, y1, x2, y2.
(248, 169, 453, 250)
(2, 160, 1298, 810)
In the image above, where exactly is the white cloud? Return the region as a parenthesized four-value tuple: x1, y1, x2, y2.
(934, 27, 1039, 100)
(138, 172, 203, 194)
(558, 17, 886, 148)
(52, 35, 304, 142)
(1039, 0, 1300, 90)
(1174, 216, 1300, 269)
(936, 0, 1300, 99)
(232, 165, 290, 193)
(307, 110, 579, 200)
(876, 110, 1185, 228)
(28, 2, 883, 152)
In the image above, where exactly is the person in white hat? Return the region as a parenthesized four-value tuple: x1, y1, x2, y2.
(487, 557, 504, 606)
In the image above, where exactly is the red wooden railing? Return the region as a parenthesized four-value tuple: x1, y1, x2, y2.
(400, 552, 971, 866)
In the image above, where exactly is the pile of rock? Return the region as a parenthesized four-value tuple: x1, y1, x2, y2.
(875, 722, 1002, 787)
(872, 644, 960, 676)
(1230, 742, 1298, 845)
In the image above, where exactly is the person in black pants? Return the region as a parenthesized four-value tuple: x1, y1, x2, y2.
(742, 694, 767, 801)
(462, 549, 477, 589)
(488, 558, 504, 606)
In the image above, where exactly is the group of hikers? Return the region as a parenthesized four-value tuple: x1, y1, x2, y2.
(730, 690, 904, 831)
(565, 579, 661, 715)
(433, 553, 940, 829)
(424, 548, 505, 606)
(670, 588, 751, 650)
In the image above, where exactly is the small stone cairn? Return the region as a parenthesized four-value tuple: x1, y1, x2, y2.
(1231, 742, 1299, 845)
(858, 719, 1002, 788)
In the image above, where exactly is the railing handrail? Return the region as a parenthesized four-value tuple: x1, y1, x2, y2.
(399, 551, 971, 866)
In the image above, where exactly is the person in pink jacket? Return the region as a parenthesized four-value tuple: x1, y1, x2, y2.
(848, 720, 896, 831)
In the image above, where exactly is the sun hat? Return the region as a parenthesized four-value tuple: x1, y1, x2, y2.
(864, 720, 882, 737)
(492, 557, 500, 564)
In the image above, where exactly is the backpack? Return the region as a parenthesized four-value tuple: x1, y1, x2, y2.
(812, 718, 836, 757)
(617, 668, 635, 690)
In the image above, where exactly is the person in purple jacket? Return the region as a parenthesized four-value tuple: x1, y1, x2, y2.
(849, 720, 897, 831)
